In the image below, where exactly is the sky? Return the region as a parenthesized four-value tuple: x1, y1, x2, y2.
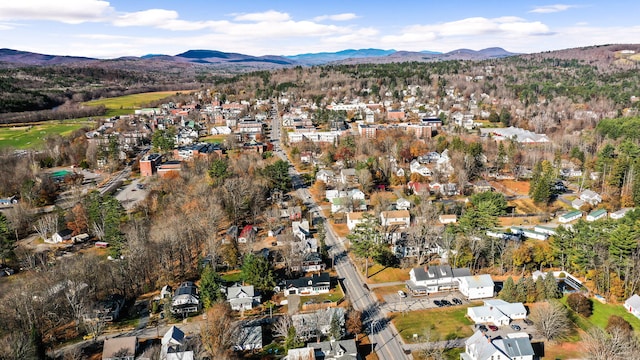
(1, 0, 639, 58)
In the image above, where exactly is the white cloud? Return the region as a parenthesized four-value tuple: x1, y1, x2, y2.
(233, 10, 291, 22)
(0, 0, 112, 24)
(529, 4, 577, 14)
(313, 13, 359, 22)
(113, 9, 179, 27)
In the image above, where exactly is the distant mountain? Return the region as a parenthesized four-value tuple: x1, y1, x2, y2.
(285, 48, 396, 65)
(336, 47, 518, 64)
(0, 46, 519, 69)
(174, 49, 296, 66)
(0, 48, 97, 66)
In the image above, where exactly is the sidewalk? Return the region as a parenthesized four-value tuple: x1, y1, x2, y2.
(368, 281, 406, 289)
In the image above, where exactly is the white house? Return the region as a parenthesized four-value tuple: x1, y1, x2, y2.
(283, 272, 330, 296)
(346, 211, 369, 231)
(407, 265, 471, 295)
(461, 331, 534, 360)
(534, 225, 557, 236)
(439, 214, 458, 224)
(161, 326, 194, 360)
(457, 275, 495, 300)
(316, 169, 334, 183)
(292, 220, 311, 242)
(225, 284, 260, 311)
(292, 307, 345, 341)
(308, 339, 359, 360)
(48, 229, 73, 244)
(624, 294, 640, 319)
(586, 209, 607, 222)
(611, 208, 633, 220)
(409, 159, 432, 177)
(396, 197, 411, 210)
(340, 168, 357, 184)
(380, 210, 410, 228)
(467, 299, 527, 326)
(559, 210, 582, 223)
(580, 189, 602, 206)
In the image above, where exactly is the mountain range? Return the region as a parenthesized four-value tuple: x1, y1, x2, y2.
(0, 47, 517, 68)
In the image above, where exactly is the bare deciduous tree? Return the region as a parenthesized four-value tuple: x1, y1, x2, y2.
(272, 314, 293, 339)
(33, 213, 58, 241)
(582, 327, 637, 360)
(531, 301, 571, 341)
(200, 303, 238, 360)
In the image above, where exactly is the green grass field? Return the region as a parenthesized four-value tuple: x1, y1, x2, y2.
(392, 305, 475, 342)
(83, 90, 192, 113)
(0, 121, 92, 149)
(560, 296, 640, 334)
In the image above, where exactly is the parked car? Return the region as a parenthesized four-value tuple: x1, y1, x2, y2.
(452, 298, 462, 305)
(397, 290, 407, 298)
(441, 300, 452, 306)
(523, 319, 534, 326)
(477, 324, 488, 332)
(510, 324, 521, 331)
(433, 300, 443, 307)
(488, 325, 499, 331)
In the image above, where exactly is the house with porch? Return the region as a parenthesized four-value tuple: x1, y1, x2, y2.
(467, 299, 527, 325)
(406, 265, 471, 295)
(225, 284, 260, 311)
(461, 331, 534, 360)
(283, 272, 331, 296)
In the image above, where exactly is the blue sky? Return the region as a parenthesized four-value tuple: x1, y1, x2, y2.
(1, 0, 639, 58)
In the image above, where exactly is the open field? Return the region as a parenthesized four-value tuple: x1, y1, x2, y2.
(0, 120, 92, 149)
(364, 264, 410, 284)
(391, 305, 474, 342)
(83, 90, 191, 111)
(543, 341, 584, 359)
(560, 296, 640, 335)
(491, 180, 530, 196)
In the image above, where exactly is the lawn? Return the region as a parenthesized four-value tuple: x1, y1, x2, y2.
(221, 271, 243, 283)
(392, 306, 475, 342)
(412, 347, 464, 360)
(83, 90, 191, 111)
(299, 285, 344, 305)
(0, 120, 92, 149)
(364, 263, 410, 284)
(372, 284, 407, 302)
(560, 296, 640, 335)
(200, 135, 226, 144)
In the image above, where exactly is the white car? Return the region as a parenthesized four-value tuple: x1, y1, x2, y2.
(397, 290, 407, 298)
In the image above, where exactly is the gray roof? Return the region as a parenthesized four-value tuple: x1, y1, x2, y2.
(498, 337, 535, 358)
(412, 265, 471, 281)
(226, 284, 255, 300)
(626, 294, 640, 309)
(308, 339, 359, 359)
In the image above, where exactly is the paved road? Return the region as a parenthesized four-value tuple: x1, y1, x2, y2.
(277, 150, 411, 360)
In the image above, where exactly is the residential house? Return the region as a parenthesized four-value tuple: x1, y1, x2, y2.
(282, 206, 302, 221)
(534, 225, 557, 236)
(161, 326, 194, 360)
(406, 265, 471, 295)
(346, 212, 369, 231)
(340, 168, 357, 185)
(316, 170, 335, 184)
(473, 180, 492, 193)
(294, 252, 326, 273)
(380, 210, 410, 228)
(285, 347, 316, 360)
(238, 225, 256, 243)
(457, 275, 495, 300)
(308, 339, 361, 360)
(467, 300, 527, 325)
(331, 195, 366, 213)
(283, 272, 331, 296)
(571, 198, 585, 210)
(559, 210, 582, 223)
(624, 294, 640, 319)
(225, 284, 260, 311)
(396, 197, 411, 211)
(292, 220, 311, 242)
(409, 159, 432, 177)
(48, 228, 73, 244)
(102, 336, 137, 360)
(580, 190, 602, 206)
(510, 226, 548, 241)
(292, 307, 345, 341)
(171, 282, 200, 316)
(234, 325, 263, 351)
(587, 209, 607, 222)
(83, 294, 125, 323)
(407, 181, 430, 195)
(611, 208, 633, 220)
(439, 214, 457, 224)
(461, 331, 534, 360)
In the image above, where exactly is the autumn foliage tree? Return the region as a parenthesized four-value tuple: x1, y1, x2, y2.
(567, 293, 593, 317)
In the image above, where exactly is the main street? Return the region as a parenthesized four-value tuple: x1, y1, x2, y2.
(276, 147, 411, 360)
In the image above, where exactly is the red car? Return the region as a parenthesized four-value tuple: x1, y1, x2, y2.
(488, 325, 499, 331)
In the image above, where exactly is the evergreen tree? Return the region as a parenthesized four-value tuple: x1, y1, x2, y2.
(208, 158, 230, 186)
(543, 273, 560, 299)
(499, 277, 517, 302)
(329, 313, 343, 340)
(523, 276, 537, 303)
(535, 275, 546, 301)
(609, 222, 638, 268)
(200, 265, 224, 309)
(285, 326, 300, 350)
(514, 277, 528, 303)
(241, 253, 275, 291)
(0, 213, 14, 266)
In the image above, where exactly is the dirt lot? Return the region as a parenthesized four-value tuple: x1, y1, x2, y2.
(491, 180, 530, 196)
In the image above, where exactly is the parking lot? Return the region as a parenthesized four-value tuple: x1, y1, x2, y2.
(381, 290, 472, 313)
